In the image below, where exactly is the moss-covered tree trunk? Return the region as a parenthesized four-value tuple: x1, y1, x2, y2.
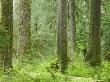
(57, 0, 69, 74)
(69, 0, 76, 61)
(0, 0, 1, 22)
(0, 0, 13, 69)
(17, 0, 31, 57)
(85, 0, 101, 66)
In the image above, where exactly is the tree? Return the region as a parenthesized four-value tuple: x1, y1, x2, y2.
(69, 0, 76, 61)
(0, 0, 13, 69)
(17, 0, 31, 57)
(101, 0, 110, 56)
(57, 0, 69, 74)
(85, 0, 101, 66)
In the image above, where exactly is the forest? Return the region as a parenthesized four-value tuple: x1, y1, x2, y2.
(0, 0, 110, 82)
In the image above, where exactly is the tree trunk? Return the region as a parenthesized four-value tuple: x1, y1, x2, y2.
(0, 0, 13, 69)
(85, 0, 101, 66)
(57, 0, 69, 74)
(69, 0, 76, 61)
(17, 0, 31, 58)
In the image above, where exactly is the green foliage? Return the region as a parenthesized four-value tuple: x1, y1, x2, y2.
(31, 0, 57, 57)
(101, 0, 110, 54)
(0, 25, 9, 49)
(2, 0, 110, 81)
(97, 61, 110, 81)
(68, 58, 110, 81)
(1, 57, 110, 82)
(68, 61, 95, 77)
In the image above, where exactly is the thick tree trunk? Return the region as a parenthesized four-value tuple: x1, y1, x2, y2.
(69, 0, 76, 61)
(57, 0, 69, 74)
(85, 0, 101, 66)
(0, 0, 13, 69)
(17, 0, 31, 57)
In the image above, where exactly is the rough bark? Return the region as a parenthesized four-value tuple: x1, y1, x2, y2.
(17, 0, 31, 58)
(0, 0, 1, 22)
(69, 0, 76, 61)
(57, 0, 69, 74)
(0, 0, 13, 69)
(85, 0, 101, 66)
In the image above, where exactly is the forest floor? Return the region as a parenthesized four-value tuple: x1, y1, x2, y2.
(27, 72, 104, 82)
(0, 56, 109, 82)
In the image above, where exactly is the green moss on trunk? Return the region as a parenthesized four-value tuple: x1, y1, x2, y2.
(85, 0, 101, 66)
(0, 0, 13, 69)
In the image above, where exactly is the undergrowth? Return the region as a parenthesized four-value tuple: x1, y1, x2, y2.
(0, 55, 110, 82)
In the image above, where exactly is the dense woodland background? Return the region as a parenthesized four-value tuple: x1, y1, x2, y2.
(0, 0, 110, 82)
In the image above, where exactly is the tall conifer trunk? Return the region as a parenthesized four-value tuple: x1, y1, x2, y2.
(69, 0, 76, 61)
(57, 0, 69, 74)
(86, 0, 101, 66)
(0, 0, 13, 69)
(17, 0, 31, 57)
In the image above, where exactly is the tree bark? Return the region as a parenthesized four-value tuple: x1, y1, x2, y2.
(69, 0, 76, 61)
(0, 0, 13, 69)
(17, 0, 31, 58)
(57, 0, 69, 74)
(85, 0, 101, 66)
